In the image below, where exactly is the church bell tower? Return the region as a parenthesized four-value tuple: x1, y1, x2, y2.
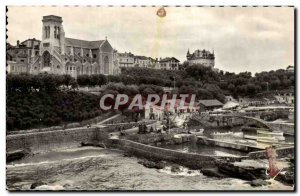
(39, 15, 65, 74)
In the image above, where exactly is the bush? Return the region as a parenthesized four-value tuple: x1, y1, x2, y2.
(6, 91, 101, 131)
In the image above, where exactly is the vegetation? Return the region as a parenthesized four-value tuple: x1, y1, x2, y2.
(6, 65, 294, 130)
(7, 74, 101, 131)
(121, 65, 294, 100)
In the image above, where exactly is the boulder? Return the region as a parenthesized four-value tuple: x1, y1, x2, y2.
(138, 160, 166, 169)
(30, 181, 46, 189)
(216, 160, 269, 181)
(276, 171, 294, 186)
(250, 179, 271, 187)
(171, 165, 181, 173)
(6, 149, 29, 163)
(155, 161, 166, 169)
(201, 167, 228, 178)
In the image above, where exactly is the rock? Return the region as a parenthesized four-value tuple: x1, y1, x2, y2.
(155, 161, 166, 169)
(138, 160, 155, 168)
(7, 149, 28, 163)
(276, 171, 294, 186)
(171, 165, 181, 173)
(30, 181, 46, 189)
(138, 160, 165, 169)
(250, 179, 271, 187)
(216, 160, 269, 181)
(81, 142, 93, 147)
(201, 167, 228, 178)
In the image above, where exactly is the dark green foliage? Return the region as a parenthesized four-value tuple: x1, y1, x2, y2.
(121, 65, 294, 100)
(77, 74, 107, 87)
(6, 91, 101, 131)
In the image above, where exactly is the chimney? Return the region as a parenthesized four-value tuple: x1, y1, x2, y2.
(17, 40, 20, 47)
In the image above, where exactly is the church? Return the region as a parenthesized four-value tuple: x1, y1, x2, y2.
(27, 15, 116, 78)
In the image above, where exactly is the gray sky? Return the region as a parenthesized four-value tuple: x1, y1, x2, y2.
(7, 6, 294, 73)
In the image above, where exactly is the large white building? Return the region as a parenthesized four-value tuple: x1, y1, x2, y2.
(186, 49, 215, 67)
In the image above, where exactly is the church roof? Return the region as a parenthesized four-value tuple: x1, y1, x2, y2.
(65, 38, 105, 49)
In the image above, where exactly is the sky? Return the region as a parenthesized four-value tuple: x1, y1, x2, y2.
(7, 6, 294, 73)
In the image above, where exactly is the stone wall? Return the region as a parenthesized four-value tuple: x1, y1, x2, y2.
(110, 138, 217, 169)
(6, 127, 103, 153)
(247, 147, 294, 159)
(102, 120, 156, 133)
(265, 122, 294, 135)
(7, 112, 115, 135)
(197, 136, 262, 152)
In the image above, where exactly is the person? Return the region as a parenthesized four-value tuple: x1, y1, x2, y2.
(120, 130, 125, 136)
(265, 146, 279, 177)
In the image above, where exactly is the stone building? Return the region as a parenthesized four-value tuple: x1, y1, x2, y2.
(186, 49, 215, 67)
(115, 52, 135, 68)
(114, 52, 158, 69)
(158, 57, 180, 70)
(286, 65, 294, 72)
(8, 15, 115, 78)
(198, 99, 223, 112)
(6, 39, 41, 74)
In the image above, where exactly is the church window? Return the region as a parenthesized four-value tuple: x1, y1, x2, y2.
(20, 59, 25, 63)
(78, 53, 80, 56)
(86, 54, 89, 57)
(93, 54, 97, 58)
(84, 60, 86, 63)
(57, 65, 60, 69)
(54, 26, 57, 38)
(57, 27, 60, 39)
(70, 67, 72, 71)
(45, 26, 50, 38)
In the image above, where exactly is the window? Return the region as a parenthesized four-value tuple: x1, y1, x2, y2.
(70, 67, 72, 71)
(93, 54, 97, 58)
(86, 54, 89, 57)
(34, 67, 37, 70)
(11, 65, 14, 71)
(20, 59, 25, 63)
(57, 65, 60, 69)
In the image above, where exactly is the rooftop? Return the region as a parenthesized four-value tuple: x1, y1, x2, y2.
(65, 38, 105, 49)
(159, 57, 180, 62)
(42, 15, 63, 23)
(199, 99, 223, 107)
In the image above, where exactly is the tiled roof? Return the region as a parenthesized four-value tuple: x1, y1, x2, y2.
(199, 99, 223, 107)
(160, 57, 180, 62)
(65, 38, 105, 49)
